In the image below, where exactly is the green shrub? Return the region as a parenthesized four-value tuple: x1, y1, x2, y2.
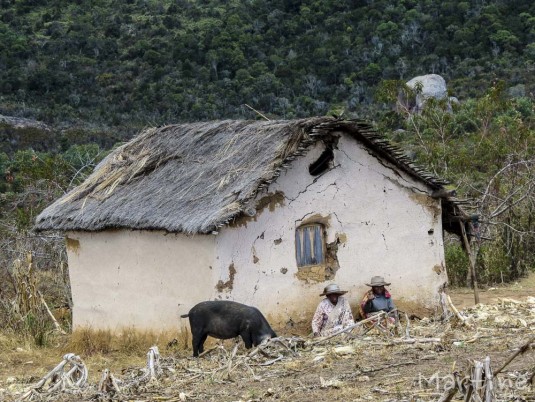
(445, 243, 469, 287)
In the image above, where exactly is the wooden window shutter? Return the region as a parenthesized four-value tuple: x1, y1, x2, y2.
(295, 224, 325, 267)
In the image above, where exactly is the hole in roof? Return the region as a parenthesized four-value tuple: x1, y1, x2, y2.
(309, 147, 334, 176)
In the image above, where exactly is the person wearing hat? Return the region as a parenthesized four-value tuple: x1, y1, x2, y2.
(311, 283, 354, 337)
(358, 276, 395, 319)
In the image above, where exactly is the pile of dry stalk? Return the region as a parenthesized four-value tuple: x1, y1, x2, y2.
(2, 296, 534, 401)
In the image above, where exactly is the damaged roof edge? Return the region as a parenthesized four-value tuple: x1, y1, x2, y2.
(34, 117, 469, 234)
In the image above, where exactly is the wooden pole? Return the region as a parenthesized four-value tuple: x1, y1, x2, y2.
(459, 221, 480, 304)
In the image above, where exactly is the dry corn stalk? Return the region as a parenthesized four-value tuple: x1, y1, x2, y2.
(19, 353, 88, 401)
(13, 253, 39, 316)
(98, 369, 121, 394)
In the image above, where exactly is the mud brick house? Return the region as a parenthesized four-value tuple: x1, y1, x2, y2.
(35, 117, 465, 330)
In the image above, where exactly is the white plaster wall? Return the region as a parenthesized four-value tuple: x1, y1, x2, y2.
(66, 230, 215, 329)
(214, 134, 447, 326)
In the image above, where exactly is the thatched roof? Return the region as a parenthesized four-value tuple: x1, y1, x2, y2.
(35, 117, 463, 234)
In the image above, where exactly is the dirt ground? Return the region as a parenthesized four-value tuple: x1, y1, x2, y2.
(1, 274, 534, 402)
(449, 273, 535, 309)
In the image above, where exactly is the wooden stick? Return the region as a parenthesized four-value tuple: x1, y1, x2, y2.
(494, 335, 535, 376)
(366, 337, 442, 346)
(388, 337, 442, 345)
(528, 367, 534, 386)
(263, 337, 298, 356)
(446, 295, 469, 326)
(440, 290, 451, 320)
(484, 356, 494, 402)
(38, 291, 67, 335)
(361, 360, 416, 374)
(198, 345, 219, 358)
(473, 360, 484, 400)
(98, 368, 121, 394)
(244, 104, 270, 121)
(256, 354, 283, 366)
(248, 337, 271, 357)
(437, 387, 457, 402)
(225, 342, 239, 378)
(310, 311, 388, 345)
(459, 221, 480, 304)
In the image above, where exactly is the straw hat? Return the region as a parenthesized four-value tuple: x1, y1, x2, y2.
(365, 276, 391, 287)
(319, 283, 348, 296)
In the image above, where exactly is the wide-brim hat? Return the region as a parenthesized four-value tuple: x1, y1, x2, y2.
(320, 283, 348, 296)
(366, 276, 391, 287)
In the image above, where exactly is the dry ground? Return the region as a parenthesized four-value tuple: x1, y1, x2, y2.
(449, 273, 535, 309)
(1, 274, 534, 402)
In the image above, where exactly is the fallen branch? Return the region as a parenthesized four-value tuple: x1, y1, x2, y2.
(369, 337, 442, 346)
(248, 337, 273, 358)
(494, 335, 535, 376)
(269, 337, 299, 356)
(436, 387, 457, 402)
(310, 311, 387, 345)
(255, 354, 284, 366)
(446, 295, 470, 326)
(37, 291, 67, 335)
(198, 345, 220, 358)
(361, 360, 416, 374)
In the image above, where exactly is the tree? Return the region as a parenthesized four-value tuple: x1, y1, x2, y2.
(378, 81, 535, 287)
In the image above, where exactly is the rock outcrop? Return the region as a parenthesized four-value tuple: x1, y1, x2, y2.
(405, 74, 448, 112)
(0, 114, 51, 131)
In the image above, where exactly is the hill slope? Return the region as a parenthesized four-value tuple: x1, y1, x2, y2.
(1, 0, 534, 128)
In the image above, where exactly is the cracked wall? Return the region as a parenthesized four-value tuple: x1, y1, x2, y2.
(410, 193, 441, 223)
(229, 191, 285, 228)
(213, 135, 447, 326)
(215, 263, 236, 292)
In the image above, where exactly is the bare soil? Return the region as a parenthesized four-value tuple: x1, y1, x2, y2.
(1, 274, 534, 402)
(449, 272, 535, 309)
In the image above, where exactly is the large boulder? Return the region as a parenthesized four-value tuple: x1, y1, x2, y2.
(405, 74, 448, 112)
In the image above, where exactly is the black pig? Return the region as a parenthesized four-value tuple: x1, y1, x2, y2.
(180, 300, 277, 357)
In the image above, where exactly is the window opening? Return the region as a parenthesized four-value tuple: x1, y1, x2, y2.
(295, 224, 325, 267)
(309, 147, 334, 176)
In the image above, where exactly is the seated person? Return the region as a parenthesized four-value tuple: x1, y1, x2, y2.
(312, 283, 354, 337)
(358, 276, 396, 319)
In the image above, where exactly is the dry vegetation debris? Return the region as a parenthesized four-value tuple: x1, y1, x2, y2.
(1, 296, 534, 401)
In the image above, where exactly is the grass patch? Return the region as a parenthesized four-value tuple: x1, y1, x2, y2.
(68, 326, 190, 356)
(0, 326, 192, 384)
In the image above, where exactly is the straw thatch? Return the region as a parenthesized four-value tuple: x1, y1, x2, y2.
(34, 117, 461, 234)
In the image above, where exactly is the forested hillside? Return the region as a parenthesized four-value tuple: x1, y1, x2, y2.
(1, 0, 534, 128)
